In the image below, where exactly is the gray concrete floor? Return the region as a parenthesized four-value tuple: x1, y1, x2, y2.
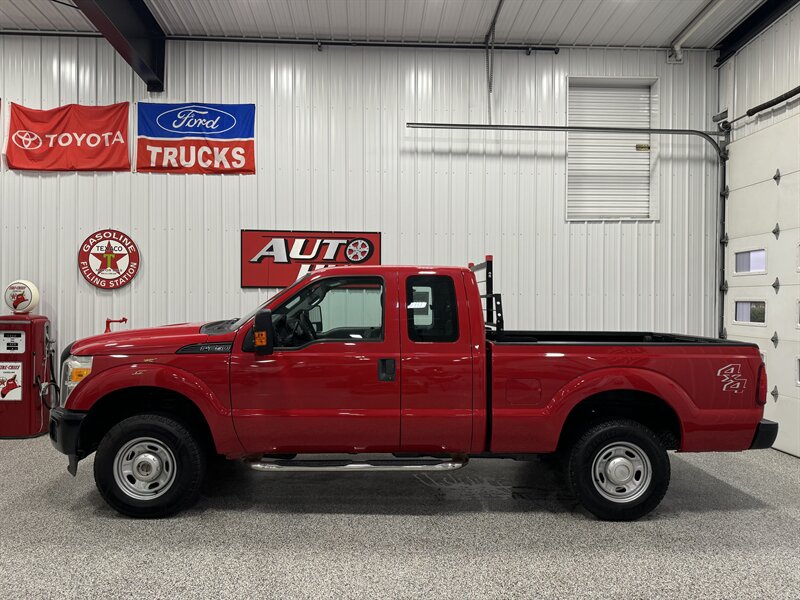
(0, 437, 799, 599)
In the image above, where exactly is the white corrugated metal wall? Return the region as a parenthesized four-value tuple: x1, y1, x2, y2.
(0, 36, 718, 353)
(717, 3, 800, 456)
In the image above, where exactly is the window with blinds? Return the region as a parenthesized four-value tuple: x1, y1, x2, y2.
(567, 82, 653, 220)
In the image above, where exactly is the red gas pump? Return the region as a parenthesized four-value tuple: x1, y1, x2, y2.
(0, 281, 57, 438)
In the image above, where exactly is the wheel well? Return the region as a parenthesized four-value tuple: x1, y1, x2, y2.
(77, 387, 217, 459)
(558, 390, 682, 452)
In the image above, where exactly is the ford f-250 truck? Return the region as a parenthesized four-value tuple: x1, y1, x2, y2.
(49, 257, 777, 520)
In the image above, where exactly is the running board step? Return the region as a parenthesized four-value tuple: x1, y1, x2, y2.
(249, 457, 468, 472)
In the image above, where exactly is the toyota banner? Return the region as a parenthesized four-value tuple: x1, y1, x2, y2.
(241, 230, 382, 288)
(6, 102, 130, 171)
(137, 102, 255, 174)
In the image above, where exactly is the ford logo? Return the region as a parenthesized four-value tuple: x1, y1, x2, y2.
(155, 105, 237, 135)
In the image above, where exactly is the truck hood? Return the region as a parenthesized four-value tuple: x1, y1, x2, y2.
(69, 322, 234, 356)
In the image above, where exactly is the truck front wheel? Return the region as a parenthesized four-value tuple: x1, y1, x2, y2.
(94, 414, 206, 518)
(568, 419, 670, 521)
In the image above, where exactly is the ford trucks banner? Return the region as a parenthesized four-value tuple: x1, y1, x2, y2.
(6, 102, 130, 171)
(136, 102, 255, 174)
(241, 230, 381, 288)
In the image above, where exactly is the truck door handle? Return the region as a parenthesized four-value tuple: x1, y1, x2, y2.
(378, 358, 396, 382)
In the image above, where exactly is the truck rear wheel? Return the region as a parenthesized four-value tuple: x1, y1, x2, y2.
(94, 414, 206, 518)
(567, 419, 670, 521)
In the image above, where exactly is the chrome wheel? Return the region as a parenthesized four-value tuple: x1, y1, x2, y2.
(113, 437, 177, 501)
(591, 441, 651, 503)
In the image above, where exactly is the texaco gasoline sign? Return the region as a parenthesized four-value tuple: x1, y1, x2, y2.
(78, 229, 141, 289)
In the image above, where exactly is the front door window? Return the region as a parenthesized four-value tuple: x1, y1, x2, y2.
(271, 276, 384, 348)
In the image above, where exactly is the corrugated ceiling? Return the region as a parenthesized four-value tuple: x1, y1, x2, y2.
(1, 0, 765, 49)
(0, 0, 94, 33)
(140, 0, 765, 48)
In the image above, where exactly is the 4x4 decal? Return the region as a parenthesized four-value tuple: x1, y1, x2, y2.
(717, 363, 747, 393)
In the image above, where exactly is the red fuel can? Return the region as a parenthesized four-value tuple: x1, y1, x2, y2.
(0, 314, 53, 438)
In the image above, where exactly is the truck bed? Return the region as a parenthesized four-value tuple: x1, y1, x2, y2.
(486, 331, 764, 455)
(487, 330, 755, 346)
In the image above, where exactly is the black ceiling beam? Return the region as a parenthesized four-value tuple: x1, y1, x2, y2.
(73, 0, 165, 92)
(715, 0, 800, 66)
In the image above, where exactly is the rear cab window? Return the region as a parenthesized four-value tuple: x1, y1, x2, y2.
(406, 275, 459, 342)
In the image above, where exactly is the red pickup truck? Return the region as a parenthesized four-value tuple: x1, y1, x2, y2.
(50, 257, 776, 521)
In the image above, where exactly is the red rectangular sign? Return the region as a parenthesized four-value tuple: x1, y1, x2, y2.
(135, 138, 254, 174)
(241, 230, 381, 288)
(6, 102, 130, 171)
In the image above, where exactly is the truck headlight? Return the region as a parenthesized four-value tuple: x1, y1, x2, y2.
(61, 355, 93, 404)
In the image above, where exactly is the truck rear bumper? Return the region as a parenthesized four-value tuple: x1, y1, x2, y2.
(49, 407, 86, 475)
(750, 419, 778, 450)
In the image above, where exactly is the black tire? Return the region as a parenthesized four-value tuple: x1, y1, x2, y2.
(567, 419, 670, 521)
(94, 414, 206, 518)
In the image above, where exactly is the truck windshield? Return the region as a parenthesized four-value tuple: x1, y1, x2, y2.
(225, 275, 312, 332)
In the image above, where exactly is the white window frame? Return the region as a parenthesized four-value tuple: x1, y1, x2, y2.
(732, 246, 767, 276)
(796, 243, 800, 273)
(732, 297, 767, 327)
(796, 355, 800, 387)
(565, 76, 660, 222)
(796, 299, 800, 329)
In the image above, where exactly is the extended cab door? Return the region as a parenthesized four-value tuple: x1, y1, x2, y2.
(230, 273, 401, 453)
(399, 272, 474, 453)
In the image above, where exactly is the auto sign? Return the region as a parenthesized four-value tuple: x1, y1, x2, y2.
(241, 230, 382, 288)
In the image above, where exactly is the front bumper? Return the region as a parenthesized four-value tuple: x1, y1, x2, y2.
(750, 419, 778, 450)
(49, 407, 86, 475)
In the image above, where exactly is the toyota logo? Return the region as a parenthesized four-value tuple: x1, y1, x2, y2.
(12, 130, 43, 150)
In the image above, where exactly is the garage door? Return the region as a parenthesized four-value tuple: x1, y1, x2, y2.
(725, 113, 800, 457)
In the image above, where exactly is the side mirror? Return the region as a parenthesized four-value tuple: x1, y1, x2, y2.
(253, 309, 274, 355)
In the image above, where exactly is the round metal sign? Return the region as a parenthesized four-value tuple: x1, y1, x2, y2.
(78, 229, 141, 290)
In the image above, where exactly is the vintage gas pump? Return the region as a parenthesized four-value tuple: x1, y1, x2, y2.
(0, 280, 57, 438)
